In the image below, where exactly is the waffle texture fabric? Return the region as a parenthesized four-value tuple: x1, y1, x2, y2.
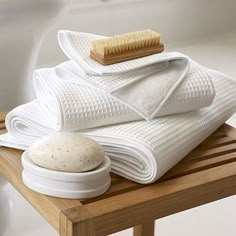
(1, 69, 236, 183)
(58, 30, 181, 75)
(32, 57, 215, 131)
(58, 31, 216, 119)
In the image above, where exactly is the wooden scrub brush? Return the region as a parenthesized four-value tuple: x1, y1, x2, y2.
(90, 29, 164, 65)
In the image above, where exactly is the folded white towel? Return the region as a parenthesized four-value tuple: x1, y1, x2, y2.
(58, 31, 184, 75)
(58, 31, 215, 119)
(1, 69, 236, 183)
(33, 58, 215, 131)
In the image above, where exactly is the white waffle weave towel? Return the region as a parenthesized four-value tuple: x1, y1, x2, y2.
(32, 58, 215, 131)
(58, 31, 215, 119)
(58, 30, 181, 75)
(1, 69, 235, 183)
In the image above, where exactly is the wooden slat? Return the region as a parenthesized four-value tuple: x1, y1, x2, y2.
(0, 112, 7, 123)
(81, 162, 236, 235)
(0, 123, 5, 130)
(183, 143, 236, 162)
(110, 173, 125, 185)
(0, 129, 6, 135)
(219, 124, 236, 140)
(210, 129, 226, 138)
(161, 152, 236, 181)
(199, 136, 236, 149)
(82, 180, 142, 204)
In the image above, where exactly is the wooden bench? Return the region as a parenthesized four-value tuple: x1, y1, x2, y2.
(1, 111, 236, 236)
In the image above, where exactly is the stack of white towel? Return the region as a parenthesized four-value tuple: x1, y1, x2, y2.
(1, 31, 236, 184)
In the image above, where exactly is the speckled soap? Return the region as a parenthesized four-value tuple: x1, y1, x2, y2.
(22, 133, 111, 198)
(28, 133, 105, 173)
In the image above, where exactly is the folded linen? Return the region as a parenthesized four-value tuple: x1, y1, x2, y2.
(33, 58, 215, 131)
(58, 30, 175, 75)
(1, 69, 236, 183)
(58, 31, 216, 119)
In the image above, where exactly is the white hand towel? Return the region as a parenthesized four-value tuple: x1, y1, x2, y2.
(1, 69, 236, 183)
(58, 31, 184, 75)
(58, 31, 215, 119)
(32, 58, 215, 131)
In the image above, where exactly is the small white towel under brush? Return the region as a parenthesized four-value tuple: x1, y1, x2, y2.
(57, 31, 216, 120)
(1, 69, 236, 183)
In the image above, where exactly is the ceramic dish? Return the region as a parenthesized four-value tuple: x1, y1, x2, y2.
(22, 151, 111, 199)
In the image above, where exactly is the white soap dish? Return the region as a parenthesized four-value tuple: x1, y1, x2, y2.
(21, 151, 111, 199)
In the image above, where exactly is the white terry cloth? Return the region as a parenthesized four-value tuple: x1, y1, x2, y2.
(33, 59, 216, 131)
(1, 70, 236, 183)
(58, 31, 215, 119)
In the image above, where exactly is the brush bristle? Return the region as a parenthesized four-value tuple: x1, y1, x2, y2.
(91, 29, 161, 57)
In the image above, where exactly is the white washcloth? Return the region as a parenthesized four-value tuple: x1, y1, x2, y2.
(1, 69, 236, 183)
(58, 31, 215, 119)
(33, 58, 215, 131)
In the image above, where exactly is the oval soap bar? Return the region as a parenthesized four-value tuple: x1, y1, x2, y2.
(28, 133, 105, 173)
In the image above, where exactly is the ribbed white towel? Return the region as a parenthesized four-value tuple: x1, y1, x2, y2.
(58, 31, 215, 119)
(1, 69, 236, 183)
(33, 58, 215, 131)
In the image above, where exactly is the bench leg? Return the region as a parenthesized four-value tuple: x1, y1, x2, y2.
(133, 220, 155, 236)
